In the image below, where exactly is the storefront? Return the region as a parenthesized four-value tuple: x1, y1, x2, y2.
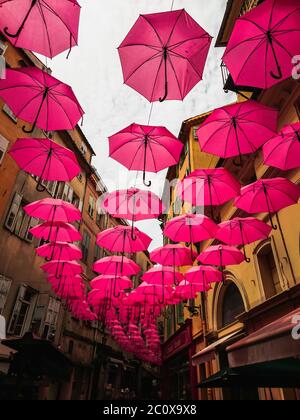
(162, 320, 197, 400)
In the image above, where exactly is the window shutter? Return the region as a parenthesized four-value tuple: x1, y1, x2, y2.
(5, 193, 23, 231)
(0, 135, 9, 164)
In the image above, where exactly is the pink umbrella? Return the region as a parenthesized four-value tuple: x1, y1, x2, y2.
(30, 221, 82, 243)
(109, 124, 183, 186)
(118, 9, 212, 103)
(97, 226, 152, 254)
(136, 282, 171, 305)
(102, 188, 165, 238)
(164, 214, 219, 255)
(234, 178, 300, 230)
(173, 281, 210, 301)
(36, 242, 82, 262)
(263, 123, 300, 171)
(0, 0, 81, 58)
(90, 275, 132, 299)
(216, 217, 272, 262)
(197, 100, 278, 165)
(223, 0, 300, 90)
(150, 244, 195, 286)
(9, 138, 81, 191)
(24, 198, 81, 223)
(186, 266, 223, 285)
(176, 168, 241, 221)
(0, 67, 84, 133)
(198, 245, 245, 283)
(93, 256, 140, 277)
(41, 260, 82, 279)
(142, 267, 182, 304)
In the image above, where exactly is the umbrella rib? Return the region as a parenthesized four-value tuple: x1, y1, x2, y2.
(234, 38, 267, 84)
(48, 92, 75, 128)
(167, 54, 184, 100)
(42, 0, 78, 42)
(127, 139, 148, 171)
(147, 141, 158, 173)
(148, 138, 180, 161)
(118, 43, 161, 52)
(169, 42, 211, 79)
(123, 51, 162, 84)
(166, 9, 185, 46)
(140, 15, 163, 46)
(37, 1, 53, 58)
(169, 35, 212, 50)
(149, 54, 164, 102)
(13, 90, 45, 119)
(271, 7, 300, 32)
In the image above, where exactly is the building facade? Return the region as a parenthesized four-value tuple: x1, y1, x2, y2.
(163, 0, 300, 401)
(0, 36, 152, 400)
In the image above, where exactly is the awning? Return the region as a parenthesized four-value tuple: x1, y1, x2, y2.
(198, 358, 300, 389)
(227, 307, 300, 368)
(192, 329, 244, 366)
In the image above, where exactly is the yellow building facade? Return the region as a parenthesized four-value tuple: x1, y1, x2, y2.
(162, 0, 300, 401)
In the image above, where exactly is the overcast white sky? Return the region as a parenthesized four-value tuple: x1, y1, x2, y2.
(45, 0, 234, 250)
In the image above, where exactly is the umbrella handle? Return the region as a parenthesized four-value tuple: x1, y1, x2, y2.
(22, 87, 49, 134)
(131, 223, 137, 241)
(113, 276, 121, 299)
(159, 48, 169, 103)
(22, 122, 37, 134)
(36, 178, 47, 193)
(233, 155, 243, 167)
(45, 243, 56, 262)
(143, 170, 151, 188)
(267, 34, 283, 80)
(4, 0, 37, 38)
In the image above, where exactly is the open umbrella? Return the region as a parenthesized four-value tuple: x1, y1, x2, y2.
(118, 9, 212, 102)
(108, 124, 183, 186)
(0, 67, 84, 133)
(102, 188, 165, 238)
(186, 266, 223, 286)
(97, 226, 152, 254)
(176, 168, 241, 221)
(216, 217, 272, 262)
(93, 256, 140, 277)
(198, 245, 245, 283)
(41, 260, 82, 279)
(9, 138, 81, 191)
(234, 178, 300, 230)
(24, 198, 82, 223)
(164, 214, 219, 256)
(0, 0, 81, 58)
(223, 0, 300, 90)
(30, 221, 82, 243)
(263, 123, 300, 171)
(142, 266, 183, 304)
(36, 242, 82, 262)
(150, 244, 195, 286)
(90, 275, 132, 299)
(197, 100, 278, 166)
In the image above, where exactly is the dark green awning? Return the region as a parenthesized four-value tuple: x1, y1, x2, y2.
(198, 358, 300, 388)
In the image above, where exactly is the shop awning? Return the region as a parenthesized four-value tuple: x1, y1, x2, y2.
(192, 329, 244, 366)
(198, 358, 300, 389)
(227, 307, 300, 368)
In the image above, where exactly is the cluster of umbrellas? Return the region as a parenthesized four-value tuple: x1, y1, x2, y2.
(0, 0, 299, 365)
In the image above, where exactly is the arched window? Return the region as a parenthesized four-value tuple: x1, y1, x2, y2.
(256, 242, 281, 299)
(221, 282, 245, 328)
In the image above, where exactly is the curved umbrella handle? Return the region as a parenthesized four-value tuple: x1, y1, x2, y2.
(270, 66, 283, 80)
(113, 276, 121, 299)
(233, 154, 243, 168)
(131, 223, 137, 241)
(143, 172, 152, 188)
(4, 0, 37, 38)
(36, 178, 47, 193)
(22, 122, 36, 135)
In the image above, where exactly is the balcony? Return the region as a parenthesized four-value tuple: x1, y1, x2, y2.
(221, 62, 262, 100)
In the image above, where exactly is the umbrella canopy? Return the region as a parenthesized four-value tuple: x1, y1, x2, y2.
(150, 244, 195, 267)
(97, 226, 152, 253)
(30, 221, 82, 243)
(0, 0, 81, 58)
(24, 198, 82, 223)
(263, 123, 300, 171)
(9, 138, 81, 191)
(102, 188, 165, 222)
(36, 242, 82, 262)
(164, 214, 219, 244)
(197, 101, 278, 165)
(90, 276, 133, 298)
(198, 245, 245, 283)
(186, 266, 223, 285)
(118, 9, 212, 102)
(41, 260, 82, 279)
(142, 266, 183, 286)
(222, 0, 300, 90)
(93, 256, 140, 277)
(216, 217, 272, 262)
(176, 168, 241, 220)
(234, 178, 300, 229)
(108, 124, 183, 186)
(0, 67, 84, 133)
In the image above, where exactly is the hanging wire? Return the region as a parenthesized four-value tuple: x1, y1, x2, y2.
(147, 102, 154, 126)
(171, 0, 175, 11)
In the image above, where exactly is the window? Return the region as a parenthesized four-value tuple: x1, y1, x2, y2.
(193, 126, 199, 141)
(88, 195, 95, 219)
(0, 275, 12, 314)
(0, 135, 8, 164)
(94, 245, 102, 263)
(176, 303, 184, 325)
(221, 283, 245, 328)
(2, 104, 17, 123)
(8, 285, 38, 336)
(179, 142, 189, 168)
(82, 231, 91, 263)
(257, 242, 282, 299)
(80, 142, 87, 156)
(72, 192, 81, 209)
(5, 193, 39, 242)
(61, 183, 74, 203)
(43, 297, 60, 341)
